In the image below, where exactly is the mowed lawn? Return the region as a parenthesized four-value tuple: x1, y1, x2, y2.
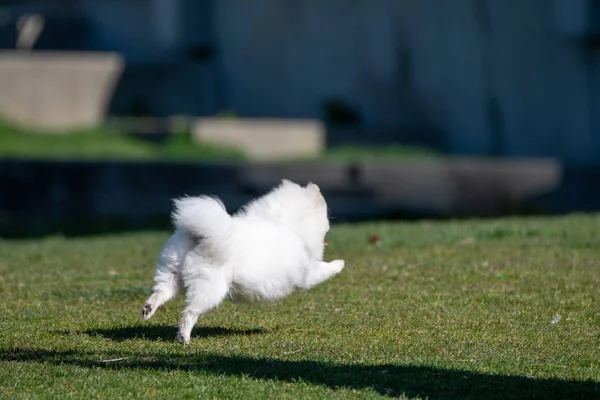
(0, 215, 599, 399)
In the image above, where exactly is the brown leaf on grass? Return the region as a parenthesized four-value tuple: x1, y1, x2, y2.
(369, 234, 381, 245)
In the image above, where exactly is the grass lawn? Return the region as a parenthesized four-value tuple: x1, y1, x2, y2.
(0, 120, 244, 162)
(0, 119, 438, 163)
(1, 215, 599, 399)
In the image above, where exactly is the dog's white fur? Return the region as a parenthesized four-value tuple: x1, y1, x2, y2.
(141, 179, 345, 344)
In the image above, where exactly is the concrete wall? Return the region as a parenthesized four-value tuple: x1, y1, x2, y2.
(0, 158, 568, 237)
(214, 0, 425, 136)
(79, 0, 163, 62)
(79, 0, 221, 117)
(2, 1, 599, 163)
(214, 0, 600, 163)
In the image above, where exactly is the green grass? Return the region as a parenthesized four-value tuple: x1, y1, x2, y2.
(0, 119, 439, 163)
(1, 215, 599, 399)
(0, 119, 244, 162)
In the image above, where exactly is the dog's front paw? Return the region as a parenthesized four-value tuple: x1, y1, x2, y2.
(330, 259, 345, 273)
(177, 317, 192, 345)
(141, 302, 154, 320)
(177, 331, 190, 345)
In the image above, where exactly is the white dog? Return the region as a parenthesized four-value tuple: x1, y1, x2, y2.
(141, 179, 345, 344)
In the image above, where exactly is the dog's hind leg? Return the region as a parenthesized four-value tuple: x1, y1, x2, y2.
(302, 260, 345, 289)
(142, 230, 193, 320)
(142, 269, 182, 320)
(177, 259, 229, 344)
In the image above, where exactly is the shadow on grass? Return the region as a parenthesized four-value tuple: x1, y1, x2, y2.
(77, 324, 266, 341)
(1, 348, 598, 399)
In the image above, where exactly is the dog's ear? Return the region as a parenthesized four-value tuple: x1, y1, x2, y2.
(306, 182, 324, 206)
(306, 182, 320, 193)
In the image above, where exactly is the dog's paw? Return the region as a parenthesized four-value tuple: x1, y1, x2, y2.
(177, 317, 192, 345)
(177, 335, 190, 345)
(142, 296, 158, 320)
(176, 329, 190, 345)
(141, 292, 165, 320)
(330, 259, 345, 273)
(141, 303, 152, 320)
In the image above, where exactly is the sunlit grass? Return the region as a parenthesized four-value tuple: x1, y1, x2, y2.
(0, 119, 244, 162)
(1, 215, 599, 398)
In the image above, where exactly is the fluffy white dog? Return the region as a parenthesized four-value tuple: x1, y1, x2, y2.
(141, 179, 345, 344)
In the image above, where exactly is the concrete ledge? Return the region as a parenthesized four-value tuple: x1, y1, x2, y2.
(192, 118, 325, 160)
(0, 51, 124, 130)
(361, 159, 562, 216)
(238, 159, 562, 216)
(0, 158, 579, 237)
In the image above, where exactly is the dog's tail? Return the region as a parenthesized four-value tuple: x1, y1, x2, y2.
(172, 196, 233, 240)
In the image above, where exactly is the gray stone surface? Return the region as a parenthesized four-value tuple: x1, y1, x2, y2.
(0, 158, 579, 237)
(192, 118, 325, 160)
(0, 51, 124, 130)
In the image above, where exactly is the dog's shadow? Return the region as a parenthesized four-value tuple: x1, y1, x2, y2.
(4, 347, 599, 399)
(80, 325, 266, 342)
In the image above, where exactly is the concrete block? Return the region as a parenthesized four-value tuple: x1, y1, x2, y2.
(361, 163, 455, 214)
(362, 159, 562, 216)
(192, 118, 325, 160)
(447, 159, 562, 215)
(0, 51, 124, 130)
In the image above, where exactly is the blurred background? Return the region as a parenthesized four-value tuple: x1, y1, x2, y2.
(0, 0, 599, 237)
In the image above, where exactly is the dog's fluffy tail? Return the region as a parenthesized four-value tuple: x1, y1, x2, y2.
(172, 196, 233, 239)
